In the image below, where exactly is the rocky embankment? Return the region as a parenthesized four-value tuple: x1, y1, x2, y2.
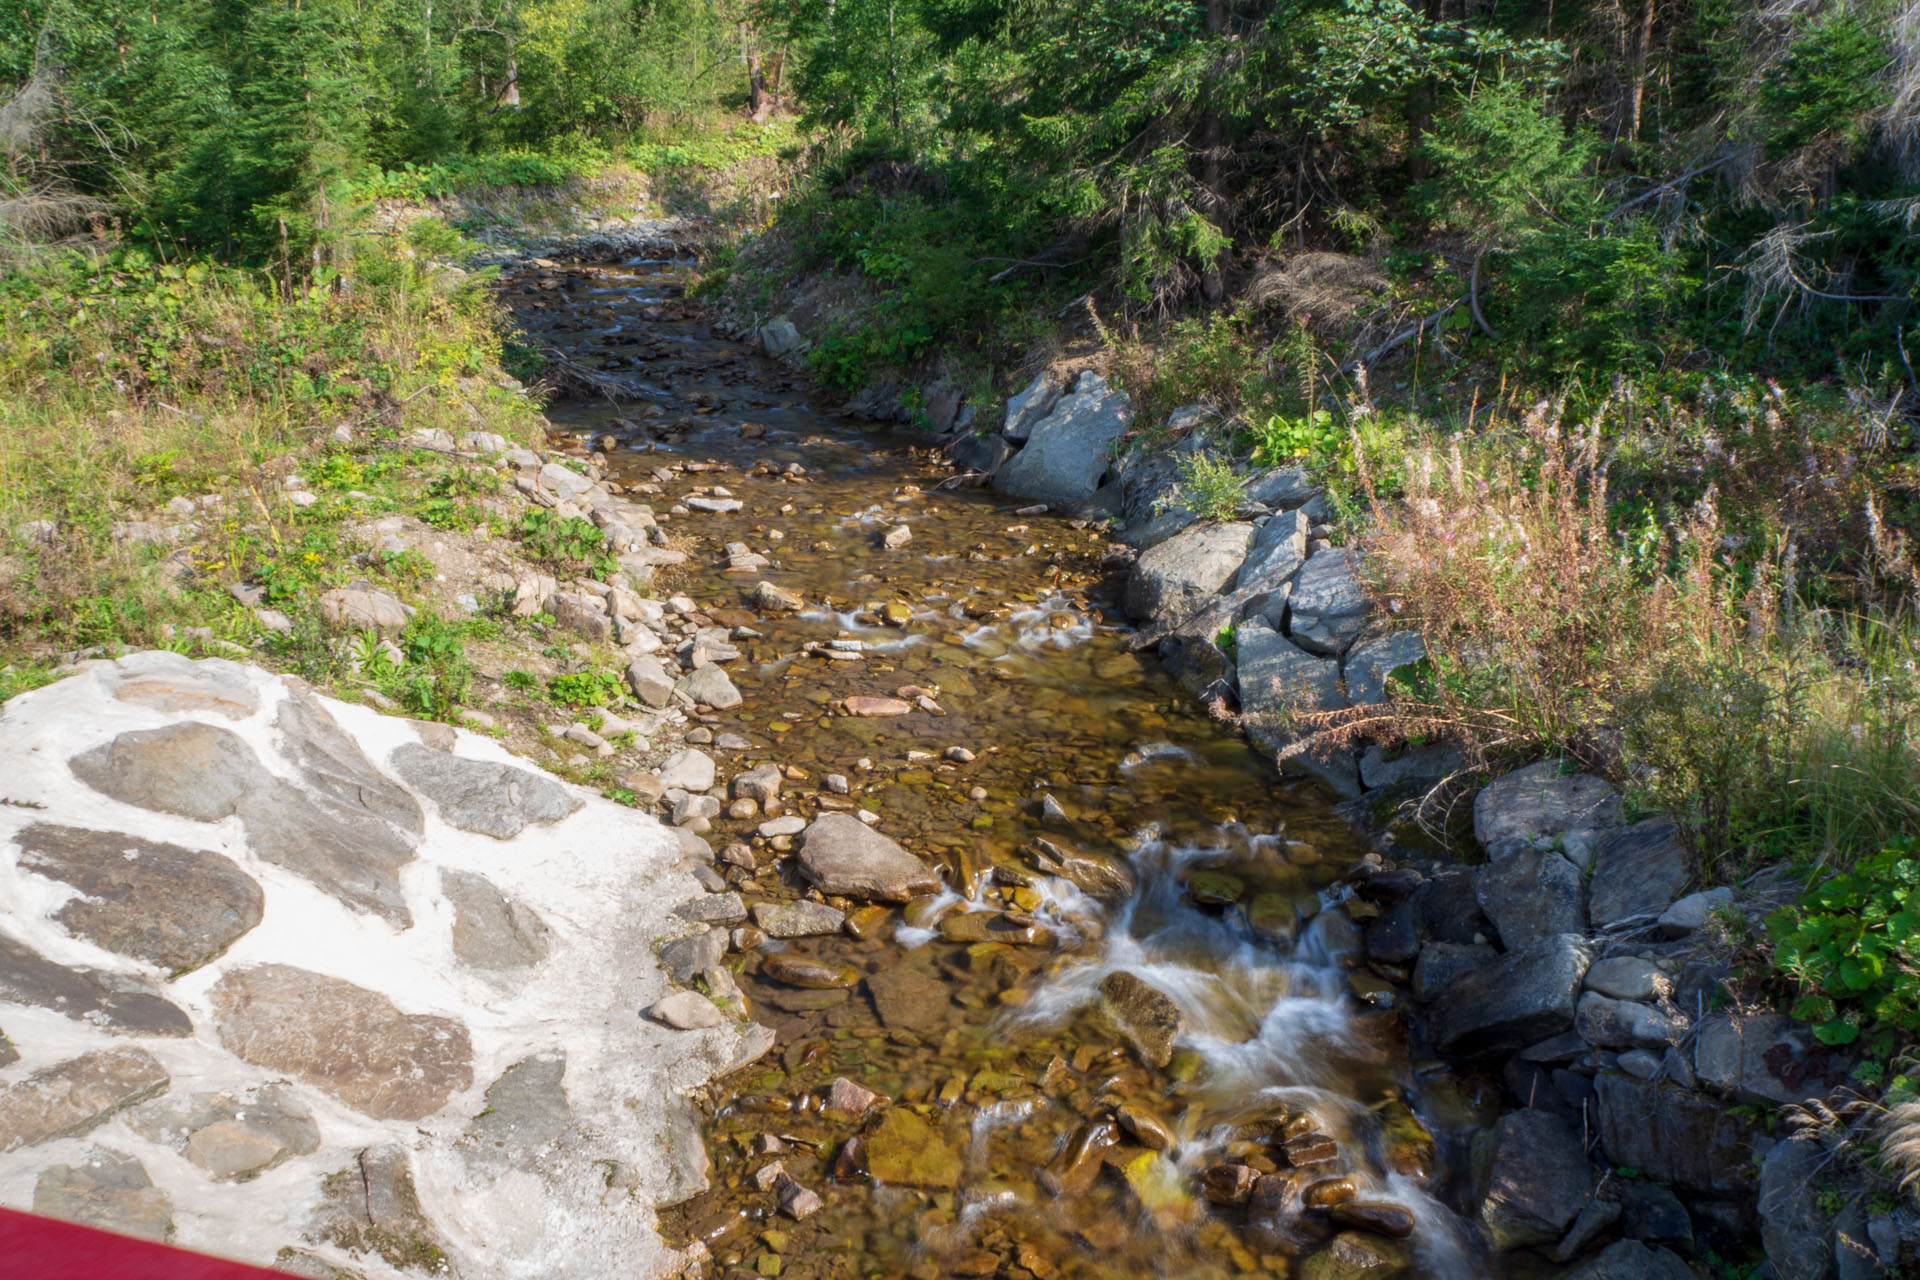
(733, 322, 1906, 1278)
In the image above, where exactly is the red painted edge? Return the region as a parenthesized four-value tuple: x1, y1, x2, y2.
(0, 1207, 294, 1279)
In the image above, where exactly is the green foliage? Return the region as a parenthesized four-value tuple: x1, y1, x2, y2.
(1767, 840, 1920, 1050)
(503, 669, 540, 692)
(1756, 7, 1893, 157)
(546, 669, 624, 706)
(514, 510, 615, 580)
(1250, 410, 1342, 466)
(1160, 450, 1243, 523)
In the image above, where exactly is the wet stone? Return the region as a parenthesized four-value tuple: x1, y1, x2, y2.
(13, 822, 264, 975)
(660, 929, 728, 982)
(0, 935, 191, 1036)
(760, 953, 860, 989)
(388, 743, 581, 838)
(34, 1148, 173, 1241)
(752, 900, 847, 937)
(864, 1108, 961, 1189)
(211, 964, 473, 1121)
(1097, 970, 1183, 1068)
(865, 961, 953, 1032)
(441, 869, 551, 970)
(1325, 1200, 1416, 1239)
(0, 1048, 171, 1152)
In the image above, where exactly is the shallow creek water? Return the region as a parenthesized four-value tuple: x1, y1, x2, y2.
(501, 252, 1507, 1280)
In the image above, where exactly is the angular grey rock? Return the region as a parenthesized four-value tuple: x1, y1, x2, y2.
(1001, 372, 1064, 440)
(0, 1049, 170, 1152)
(1576, 993, 1688, 1050)
(1561, 1240, 1699, 1280)
(949, 432, 1014, 476)
(1121, 522, 1254, 624)
(34, 1148, 173, 1241)
(441, 869, 551, 970)
(1343, 632, 1426, 707)
(0, 935, 191, 1036)
(211, 965, 472, 1121)
(1584, 956, 1669, 1001)
(752, 900, 847, 937)
(656, 748, 716, 793)
(125, 1083, 320, 1182)
(1589, 819, 1691, 928)
(1430, 933, 1591, 1056)
(795, 813, 939, 902)
(1235, 620, 1358, 796)
(1236, 510, 1310, 613)
(731, 764, 783, 805)
(1476, 851, 1586, 949)
(390, 743, 581, 839)
(1286, 548, 1370, 656)
(1594, 1072, 1757, 1195)
(675, 663, 742, 710)
(760, 317, 804, 358)
(1410, 942, 1497, 1001)
(1476, 1108, 1594, 1248)
(463, 1052, 574, 1167)
(317, 588, 411, 635)
(993, 372, 1132, 503)
(625, 654, 676, 708)
(1473, 760, 1622, 849)
(550, 591, 612, 640)
(14, 822, 263, 975)
(1658, 887, 1732, 937)
(659, 929, 728, 982)
(1759, 1135, 1832, 1280)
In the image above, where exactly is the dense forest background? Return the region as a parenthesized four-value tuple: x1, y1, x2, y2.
(3, 0, 1916, 388)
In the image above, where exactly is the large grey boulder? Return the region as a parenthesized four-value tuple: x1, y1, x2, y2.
(1002, 372, 1064, 440)
(1594, 1072, 1757, 1195)
(993, 372, 1132, 503)
(950, 432, 1014, 477)
(1286, 548, 1370, 656)
(1475, 1108, 1594, 1248)
(1589, 819, 1691, 927)
(1473, 760, 1622, 849)
(1430, 932, 1591, 1055)
(1236, 510, 1310, 617)
(1475, 850, 1586, 948)
(795, 814, 940, 902)
(1121, 522, 1254, 624)
(1694, 1011, 1848, 1107)
(1244, 467, 1318, 508)
(1235, 620, 1358, 796)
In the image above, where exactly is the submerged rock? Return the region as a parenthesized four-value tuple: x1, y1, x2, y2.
(864, 1109, 962, 1188)
(1097, 970, 1183, 1068)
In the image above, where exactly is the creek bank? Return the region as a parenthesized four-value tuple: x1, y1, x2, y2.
(728, 307, 1897, 1277)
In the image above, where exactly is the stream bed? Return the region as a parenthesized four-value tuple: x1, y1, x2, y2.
(502, 247, 1508, 1280)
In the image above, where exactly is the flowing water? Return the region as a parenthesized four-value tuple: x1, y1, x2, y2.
(501, 246, 1507, 1280)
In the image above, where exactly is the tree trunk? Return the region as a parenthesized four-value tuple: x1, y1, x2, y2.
(1624, 0, 1656, 148)
(746, 49, 772, 123)
(1405, 0, 1443, 182)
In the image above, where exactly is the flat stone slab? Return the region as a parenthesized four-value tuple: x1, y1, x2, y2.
(14, 822, 263, 975)
(753, 900, 847, 938)
(68, 720, 268, 823)
(865, 960, 953, 1033)
(463, 1053, 575, 1168)
(0, 1049, 170, 1152)
(108, 658, 259, 720)
(0, 936, 191, 1036)
(211, 965, 473, 1121)
(34, 1147, 173, 1241)
(389, 743, 582, 839)
(441, 869, 552, 970)
(796, 814, 939, 902)
(126, 1084, 320, 1182)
